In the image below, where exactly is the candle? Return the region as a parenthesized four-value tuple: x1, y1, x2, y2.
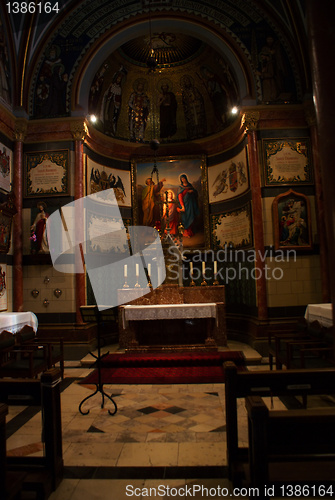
(202, 261, 206, 275)
(136, 263, 139, 276)
(148, 263, 151, 276)
(190, 262, 193, 274)
(124, 264, 127, 278)
(214, 261, 217, 275)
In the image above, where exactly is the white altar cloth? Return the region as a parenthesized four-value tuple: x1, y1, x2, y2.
(304, 303, 333, 328)
(0, 311, 38, 334)
(122, 303, 217, 328)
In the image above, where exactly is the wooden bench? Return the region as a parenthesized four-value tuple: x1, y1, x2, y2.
(0, 330, 48, 379)
(246, 396, 335, 497)
(268, 319, 330, 370)
(16, 325, 64, 379)
(0, 368, 63, 499)
(224, 361, 335, 488)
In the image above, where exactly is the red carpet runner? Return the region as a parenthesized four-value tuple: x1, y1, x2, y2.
(80, 350, 244, 385)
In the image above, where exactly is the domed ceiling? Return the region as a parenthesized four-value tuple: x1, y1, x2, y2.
(88, 33, 240, 144)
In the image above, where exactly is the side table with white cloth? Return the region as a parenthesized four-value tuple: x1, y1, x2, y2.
(304, 303, 333, 328)
(0, 312, 38, 334)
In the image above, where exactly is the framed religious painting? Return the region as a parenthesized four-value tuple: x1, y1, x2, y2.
(263, 138, 313, 186)
(208, 147, 249, 203)
(0, 143, 12, 193)
(0, 263, 7, 311)
(86, 156, 131, 207)
(25, 150, 70, 197)
(272, 189, 312, 250)
(211, 202, 253, 250)
(131, 155, 210, 250)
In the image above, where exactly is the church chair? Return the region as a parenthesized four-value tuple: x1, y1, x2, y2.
(0, 330, 48, 379)
(274, 322, 333, 370)
(15, 325, 64, 379)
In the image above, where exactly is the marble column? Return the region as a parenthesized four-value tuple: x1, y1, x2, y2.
(13, 120, 27, 312)
(307, 0, 335, 317)
(243, 111, 268, 321)
(71, 121, 87, 324)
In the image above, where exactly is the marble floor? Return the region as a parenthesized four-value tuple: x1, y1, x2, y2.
(4, 342, 291, 499)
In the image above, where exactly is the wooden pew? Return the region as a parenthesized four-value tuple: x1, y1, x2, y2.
(224, 361, 335, 488)
(0, 368, 63, 499)
(246, 395, 335, 497)
(0, 403, 26, 500)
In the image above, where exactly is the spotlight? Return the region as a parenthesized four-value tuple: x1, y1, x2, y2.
(89, 114, 97, 123)
(231, 106, 239, 115)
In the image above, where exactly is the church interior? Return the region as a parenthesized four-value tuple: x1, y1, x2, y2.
(1, 0, 335, 498)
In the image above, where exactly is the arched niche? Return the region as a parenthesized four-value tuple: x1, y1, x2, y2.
(73, 17, 256, 117)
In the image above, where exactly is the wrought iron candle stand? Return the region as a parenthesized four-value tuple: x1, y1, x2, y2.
(78, 305, 117, 416)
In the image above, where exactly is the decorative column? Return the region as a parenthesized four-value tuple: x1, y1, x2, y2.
(13, 119, 27, 312)
(243, 111, 268, 321)
(71, 121, 88, 324)
(305, 104, 330, 302)
(307, 0, 335, 317)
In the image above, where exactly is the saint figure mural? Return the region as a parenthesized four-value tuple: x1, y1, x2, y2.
(180, 75, 206, 139)
(158, 79, 177, 139)
(100, 65, 127, 136)
(141, 177, 166, 227)
(31, 202, 49, 253)
(128, 79, 150, 142)
(177, 174, 199, 238)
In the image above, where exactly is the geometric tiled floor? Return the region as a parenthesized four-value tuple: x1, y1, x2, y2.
(5, 341, 262, 499)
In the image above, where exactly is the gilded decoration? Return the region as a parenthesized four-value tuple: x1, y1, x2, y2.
(242, 111, 260, 131)
(25, 150, 70, 197)
(211, 203, 253, 250)
(263, 138, 313, 185)
(88, 41, 240, 144)
(14, 119, 28, 141)
(70, 121, 88, 141)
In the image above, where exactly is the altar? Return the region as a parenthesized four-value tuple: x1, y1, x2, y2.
(118, 284, 226, 350)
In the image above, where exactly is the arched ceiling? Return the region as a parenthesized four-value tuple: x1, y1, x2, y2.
(0, 0, 309, 143)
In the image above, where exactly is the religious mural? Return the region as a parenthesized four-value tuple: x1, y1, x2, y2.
(0, 264, 7, 311)
(86, 157, 131, 207)
(0, 143, 11, 192)
(30, 1, 299, 121)
(0, 19, 11, 105)
(272, 190, 312, 250)
(208, 148, 249, 204)
(131, 156, 210, 250)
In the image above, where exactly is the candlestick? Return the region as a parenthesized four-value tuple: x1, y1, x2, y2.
(201, 261, 207, 286)
(189, 261, 195, 286)
(148, 263, 151, 276)
(123, 263, 129, 288)
(213, 260, 219, 285)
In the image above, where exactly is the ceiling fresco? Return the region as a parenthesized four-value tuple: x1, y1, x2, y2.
(0, 0, 308, 143)
(87, 36, 241, 143)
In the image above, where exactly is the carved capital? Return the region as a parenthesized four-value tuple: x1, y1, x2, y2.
(242, 111, 260, 131)
(70, 121, 88, 141)
(14, 119, 27, 141)
(304, 105, 317, 127)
